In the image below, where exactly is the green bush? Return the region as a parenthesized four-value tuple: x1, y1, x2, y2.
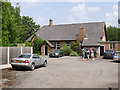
(10, 43, 17, 47)
(70, 51, 78, 56)
(25, 41, 32, 47)
(62, 45, 72, 56)
(33, 36, 44, 55)
(71, 41, 79, 52)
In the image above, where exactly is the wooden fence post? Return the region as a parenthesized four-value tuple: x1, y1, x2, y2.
(7, 47, 9, 64)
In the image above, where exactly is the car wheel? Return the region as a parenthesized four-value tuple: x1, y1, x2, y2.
(30, 63, 35, 71)
(43, 61, 47, 67)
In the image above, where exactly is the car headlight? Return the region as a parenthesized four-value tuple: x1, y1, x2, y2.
(55, 53, 59, 55)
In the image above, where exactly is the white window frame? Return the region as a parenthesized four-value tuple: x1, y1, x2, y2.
(56, 42, 60, 49)
(66, 41, 70, 46)
(109, 43, 115, 50)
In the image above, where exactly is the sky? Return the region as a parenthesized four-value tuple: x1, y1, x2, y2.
(11, 1, 119, 27)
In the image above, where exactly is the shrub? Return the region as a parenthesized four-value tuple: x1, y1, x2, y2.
(25, 41, 32, 47)
(71, 41, 79, 52)
(10, 43, 17, 46)
(33, 36, 44, 55)
(62, 45, 72, 56)
(70, 51, 78, 56)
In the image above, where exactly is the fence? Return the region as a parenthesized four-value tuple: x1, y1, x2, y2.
(0, 47, 33, 65)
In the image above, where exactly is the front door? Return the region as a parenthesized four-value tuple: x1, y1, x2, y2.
(100, 46, 104, 56)
(45, 45, 48, 55)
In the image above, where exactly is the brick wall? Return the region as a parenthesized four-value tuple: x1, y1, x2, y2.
(115, 42, 120, 52)
(100, 43, 110, 51)
(100, 42, 120, 52)
(41, 41, 75, 55)
(41, 45, 44, 55)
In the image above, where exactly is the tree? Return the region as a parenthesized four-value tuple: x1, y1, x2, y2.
(107, 26, 119, 41)
(2, 1, 24, 46)
(20, 16, 40, 42)
(25, 41, 32, 47)
(1, 1, 40, 46)
(33, 36, 44, 55)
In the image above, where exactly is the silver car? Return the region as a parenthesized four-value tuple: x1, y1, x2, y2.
(113, 51, 120, 61)
(11, 53, 47, 70)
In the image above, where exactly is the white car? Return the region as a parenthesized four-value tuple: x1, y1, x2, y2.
(11, 53, 47, 70)
(113, 51, 120, 61)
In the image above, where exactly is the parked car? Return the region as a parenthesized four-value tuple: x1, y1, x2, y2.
(113, 51, 120, 61)
(11, 53, 47, 70)
(103, 50, 115, 59)
(49, 49, 64, 58)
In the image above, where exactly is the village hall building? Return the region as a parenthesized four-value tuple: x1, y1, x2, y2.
(27, 19, 120, 56)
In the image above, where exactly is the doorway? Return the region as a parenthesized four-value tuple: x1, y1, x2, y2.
(45, 45, 48, 55)
(100, 46, 104, 56)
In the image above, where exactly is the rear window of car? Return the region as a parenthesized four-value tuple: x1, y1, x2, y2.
(106, 50, 113, 53)
(52, 50, 60, 53)
(18, 54, 31, 58)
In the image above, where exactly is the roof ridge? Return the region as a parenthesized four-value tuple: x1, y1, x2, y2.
(42, 22, 105, 27)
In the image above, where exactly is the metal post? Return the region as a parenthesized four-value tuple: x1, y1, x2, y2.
(21, 47, 23, 54)
(7, 47, 9, 64)
(31, 47, 33, 54)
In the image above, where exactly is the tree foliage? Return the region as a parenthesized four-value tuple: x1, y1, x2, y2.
(25, 41, 32, 47)
(1, 1, 40, 46)
(107, 26, 120, 41)
(33, 36, 44, 55)
(20, 16, 40, 42)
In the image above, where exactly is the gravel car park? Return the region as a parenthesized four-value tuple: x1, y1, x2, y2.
(2, 56, 118, 88)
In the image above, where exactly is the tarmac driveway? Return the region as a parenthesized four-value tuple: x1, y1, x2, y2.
(1, 56, 118, 88)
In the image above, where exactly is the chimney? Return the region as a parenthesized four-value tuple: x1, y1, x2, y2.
(76, 28, 87, 42)
(49, 19, 53, 27)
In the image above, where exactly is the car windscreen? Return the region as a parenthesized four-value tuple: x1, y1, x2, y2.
(18, 54, 31, 58)
(106, 50, 113, 53)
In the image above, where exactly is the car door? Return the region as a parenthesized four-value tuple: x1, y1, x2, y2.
(35, 55, 41, 66)
(36, 55, 42, 66)
(39, 56, 44, 65)
(32, 55, 40, 66)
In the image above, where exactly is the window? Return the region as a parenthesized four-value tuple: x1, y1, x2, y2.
(56, 42, 60, 49)
(66, 41, 70, 46)
(110, 43, 115, 49)
(32, 55, 40, 59)
(18, 54, 31, 58)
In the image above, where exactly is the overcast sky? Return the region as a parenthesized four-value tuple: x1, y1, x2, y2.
(11, 1, 119, 27)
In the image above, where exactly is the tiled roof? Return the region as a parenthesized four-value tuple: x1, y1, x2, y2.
(27, 22, 106, 46)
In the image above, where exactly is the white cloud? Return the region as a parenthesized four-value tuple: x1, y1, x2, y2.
(71, 3, 86, 16)
(105, 4, 118, 27)
(36, 16, 45, 26)
(66, 3, 102, 24)
(66, 3, 88, 23)
(88, 7, 100, 12)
